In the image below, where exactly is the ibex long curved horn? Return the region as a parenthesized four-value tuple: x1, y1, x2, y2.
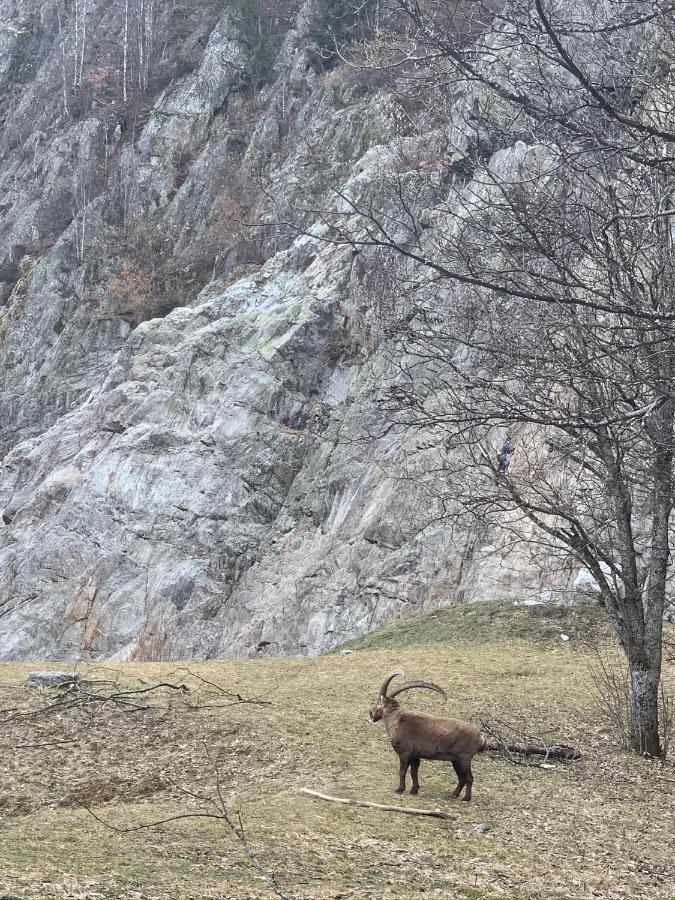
(388, 680, 447, 700)
(379, 668, 405, 698)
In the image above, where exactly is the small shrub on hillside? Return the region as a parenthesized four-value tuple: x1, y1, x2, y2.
(229, 0, 303, 90)
(590, 650, 673, 756)
(308, 0, 376, 71)
(107, 260, 154, 312)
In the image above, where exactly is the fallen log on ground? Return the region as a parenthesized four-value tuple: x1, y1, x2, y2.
(489, 741, 582, 760)
(300, 788, 454, 820)
(479, 719, 582, 761)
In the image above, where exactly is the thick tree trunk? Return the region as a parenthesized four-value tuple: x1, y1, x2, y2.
(628, 656, 662, 757)
(624, 397, 673, 759)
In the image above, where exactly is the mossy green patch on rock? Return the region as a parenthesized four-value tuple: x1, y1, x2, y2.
(254, 301, 313, 360)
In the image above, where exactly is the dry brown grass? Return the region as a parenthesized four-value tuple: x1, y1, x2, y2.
(0, 602, 674, 900)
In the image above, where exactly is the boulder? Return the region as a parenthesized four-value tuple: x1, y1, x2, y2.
(24, 671, 79, 689)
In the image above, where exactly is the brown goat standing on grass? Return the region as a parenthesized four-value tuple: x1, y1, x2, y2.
(369, 669, 490, 801)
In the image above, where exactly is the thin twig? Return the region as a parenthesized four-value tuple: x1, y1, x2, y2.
(0, 738, 80, 750)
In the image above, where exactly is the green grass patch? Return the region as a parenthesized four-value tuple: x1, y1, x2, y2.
(331, 598, 611, 653)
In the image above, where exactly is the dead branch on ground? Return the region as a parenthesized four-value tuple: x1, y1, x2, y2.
(0, 668, 271, 726)
(479, 719, 582, 764)
(300, 788, 454, 820)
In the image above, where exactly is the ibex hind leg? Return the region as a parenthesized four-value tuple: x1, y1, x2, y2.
(462, 763, 474, 801)
(450, 760, 467, 799)
(409, 757, 420, 795)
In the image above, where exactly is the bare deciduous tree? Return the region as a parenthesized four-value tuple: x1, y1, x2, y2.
(278, 0, 675, 756)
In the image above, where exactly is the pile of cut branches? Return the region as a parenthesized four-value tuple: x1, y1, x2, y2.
(480, 718, 582, 765)
(0, 666, 271, 727)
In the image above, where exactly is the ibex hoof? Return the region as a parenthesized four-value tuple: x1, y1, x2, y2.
(394, 787, 405, 794)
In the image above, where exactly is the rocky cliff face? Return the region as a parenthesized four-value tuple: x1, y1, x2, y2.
(0, 0, 577, 660)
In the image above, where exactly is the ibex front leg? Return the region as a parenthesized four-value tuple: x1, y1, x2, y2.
(395, 753, 410, 794)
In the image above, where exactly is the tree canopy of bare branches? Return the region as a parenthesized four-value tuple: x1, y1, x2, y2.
(284, 0, 675, 757)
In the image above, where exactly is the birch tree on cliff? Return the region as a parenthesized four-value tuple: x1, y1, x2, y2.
(299, 0, 675, 756)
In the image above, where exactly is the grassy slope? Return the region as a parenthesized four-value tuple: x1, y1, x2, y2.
(0, 601, 674, 900)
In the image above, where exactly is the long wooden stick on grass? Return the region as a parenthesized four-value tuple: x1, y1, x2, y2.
(300, 788, 454, 820)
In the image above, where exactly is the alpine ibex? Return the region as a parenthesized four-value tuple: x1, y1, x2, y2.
(369, 668, 489, 801)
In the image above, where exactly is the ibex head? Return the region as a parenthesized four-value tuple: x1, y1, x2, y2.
(369, 668, 446, 721)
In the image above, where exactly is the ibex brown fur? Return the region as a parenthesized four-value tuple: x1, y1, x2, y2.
(369, 669, 489, 801)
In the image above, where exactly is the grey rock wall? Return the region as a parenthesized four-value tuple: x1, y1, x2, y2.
(0, 0, 578, 660)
